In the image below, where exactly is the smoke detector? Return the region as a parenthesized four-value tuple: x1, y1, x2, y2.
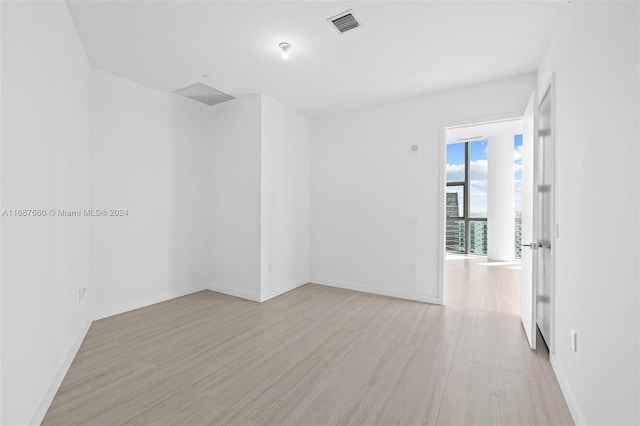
(173, 82, 234, 106)
(328, 9, 362, 34)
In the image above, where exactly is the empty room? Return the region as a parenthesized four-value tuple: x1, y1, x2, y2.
(1, 1, 639, 425)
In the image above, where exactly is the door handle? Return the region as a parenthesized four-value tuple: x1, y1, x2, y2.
(522, 241, 551, 250)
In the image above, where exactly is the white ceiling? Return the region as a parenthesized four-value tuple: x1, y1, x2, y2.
(66, 1, 566, 117)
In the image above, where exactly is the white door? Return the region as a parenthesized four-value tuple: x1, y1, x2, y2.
(535, 83, 555, 349)
(520, 92, 536, 349)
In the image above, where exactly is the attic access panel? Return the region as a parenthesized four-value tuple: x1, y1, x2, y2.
(174, 82, 234, 106)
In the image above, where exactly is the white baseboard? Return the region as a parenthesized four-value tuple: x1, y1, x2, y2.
(550, 353, 584, 425)
(207, 283, 261, 302)
(310, 277, 442, 305)
(30, 317, 92, 426)
(260, 281, 306, 302)
(93, 285, 206, 320)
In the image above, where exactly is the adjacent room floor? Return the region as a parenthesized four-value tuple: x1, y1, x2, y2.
(43, 256, 573, 425)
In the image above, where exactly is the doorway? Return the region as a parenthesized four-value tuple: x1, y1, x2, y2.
(443, 119, 525, 263)
(439, 86, 556, 354)
(442, 119, 525, 314)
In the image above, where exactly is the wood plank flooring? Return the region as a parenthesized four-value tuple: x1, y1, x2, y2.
(43, 255, 573, 425)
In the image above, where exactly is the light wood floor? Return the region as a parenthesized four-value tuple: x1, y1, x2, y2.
(43, 256, 573, 425)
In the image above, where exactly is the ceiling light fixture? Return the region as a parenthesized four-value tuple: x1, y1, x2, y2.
(279, 42, 291, 61)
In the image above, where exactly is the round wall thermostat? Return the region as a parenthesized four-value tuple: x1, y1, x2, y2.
(409, 144, 419, 155)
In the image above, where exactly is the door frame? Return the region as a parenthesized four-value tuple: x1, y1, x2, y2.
(536, 74, 557, 353)
(438, 112, 525, 305)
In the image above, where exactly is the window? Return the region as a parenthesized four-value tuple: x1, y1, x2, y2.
(514, 134, 523, 258)
(446, 136, 522, 257)
(446, 140, 488, 254)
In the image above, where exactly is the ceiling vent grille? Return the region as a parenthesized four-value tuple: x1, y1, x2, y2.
(328, 9, 361, 34)
(173, 82, 234, 106)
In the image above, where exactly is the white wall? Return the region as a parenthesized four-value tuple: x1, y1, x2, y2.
(260, 95, 310, 301)
(90, 70, 212, 320)
(1, 2, 92, 424)
(208, 95, 262, 302)
(90, 81, 310, 313)
(1, 4, 308, 423)
(537, 2, 639, 424)
(310, 74, 536, 302)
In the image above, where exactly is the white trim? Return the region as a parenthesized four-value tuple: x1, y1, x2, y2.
(445, 117, 524, 144)
(438, 125, 446, 304)
(547, 73, 557, 355)
(29, 317, 92, 426)
(520, 90, 538, 350)
(93, 285, 206, 320)
(441, 112, 526, 135)
(550, 353, 584, 425)
(260, 281, 306, 302)
(311, 277, 442, 305)
(207, 284, 261, 302)
(29, 284, 251, 424)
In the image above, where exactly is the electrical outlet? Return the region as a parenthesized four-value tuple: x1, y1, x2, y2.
(571, 329, 577, 352)
(268, 264, 273, 273)
(408, 216, 418, 226)
(78, 288, 86, 303)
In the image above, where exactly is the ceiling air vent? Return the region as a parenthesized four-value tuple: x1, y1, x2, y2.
(328, 9, 361, 34)
(173, 82, 234, 106)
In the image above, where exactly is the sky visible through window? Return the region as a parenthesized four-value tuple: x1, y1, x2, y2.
(446, 135, 523, 217)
